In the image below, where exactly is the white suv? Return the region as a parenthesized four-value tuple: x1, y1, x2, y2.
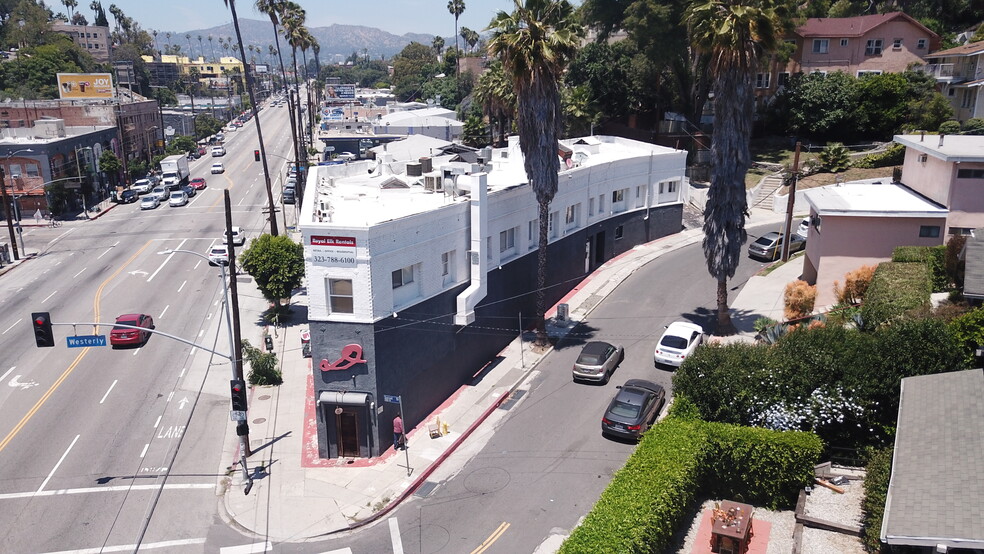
(208, 245, 229, 266)
(132, 179, 153, 194)
(211, 146, 226, 157)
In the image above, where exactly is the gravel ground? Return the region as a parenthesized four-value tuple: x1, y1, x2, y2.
(674, 499, 795, 554)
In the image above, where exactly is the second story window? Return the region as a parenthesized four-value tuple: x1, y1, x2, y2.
(893, 38, 903, 49)
(917, 38, 927, 49)
(813, 39, 829, 54)
(392, 266, 414, 289)
(840, 39, 849, 47)
(865, 39, 883, 56)
(755, 73, 771, 89)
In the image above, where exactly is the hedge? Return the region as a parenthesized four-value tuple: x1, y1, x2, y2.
(861, 447, 893, 552)
(892, 245, 948, 292)
(559, 417, 822, 553)
(860, 262, 930, 326)
(852, 143, 904, 168)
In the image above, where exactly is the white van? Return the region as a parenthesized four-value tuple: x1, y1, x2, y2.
(211, 146, 226, 157)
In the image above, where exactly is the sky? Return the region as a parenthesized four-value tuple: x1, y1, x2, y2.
(80, 1, 525, 38)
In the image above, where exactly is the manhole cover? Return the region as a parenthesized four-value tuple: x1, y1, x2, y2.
(463, 467, 510, 494)
(258, 395, 271, 400)
(252, 418, 266, 424)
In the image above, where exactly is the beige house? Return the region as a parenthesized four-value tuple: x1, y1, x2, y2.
(918, 40, 984, 122)
(800, 133, 984, 307)
(757, 13, 939, 101)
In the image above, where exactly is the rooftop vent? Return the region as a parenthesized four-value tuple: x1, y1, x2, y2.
(406, 162, 422, 177)
(419, 156, 432, 173)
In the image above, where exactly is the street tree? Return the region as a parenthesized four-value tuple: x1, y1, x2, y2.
(432, 35, 445, 57)
(98, 150, 122, 189)
(392, 42, 439, 101)
(687, 0, 789, 334)
(448, 0, 465, 75)
(488, 0, 582, 345)
(240, 234, 305, 308)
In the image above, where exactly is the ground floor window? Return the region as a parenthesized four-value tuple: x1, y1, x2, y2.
(919, 225, 940, 238)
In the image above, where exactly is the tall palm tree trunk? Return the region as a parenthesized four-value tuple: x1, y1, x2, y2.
(226, 1, 279, 237)
(271, 24, 303, 207)
(289, 46, 306, 198)
(535, 199, 550, 344)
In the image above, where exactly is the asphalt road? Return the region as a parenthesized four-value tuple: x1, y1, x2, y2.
(295, 221, 778, 554)
(0, 94, 299, 553)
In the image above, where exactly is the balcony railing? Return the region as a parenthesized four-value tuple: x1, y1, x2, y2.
(913, 63, 961, 80)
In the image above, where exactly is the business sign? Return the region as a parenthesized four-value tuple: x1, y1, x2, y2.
(57, 73, 114, 99)
(310, 235, 357, 267)
(254, 64, 269, 74)
(320, 344, 366, 371)
(325, 83, 355, 100)
(67, 335, 107, 348)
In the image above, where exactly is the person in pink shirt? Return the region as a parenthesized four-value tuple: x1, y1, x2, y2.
(393, 415, 405, 450)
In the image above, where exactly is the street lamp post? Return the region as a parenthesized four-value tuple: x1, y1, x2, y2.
(1, 148, 34, 261)
(158, 246, 253, 491)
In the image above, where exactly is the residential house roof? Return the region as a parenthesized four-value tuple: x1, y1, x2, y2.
(881, 368, 984, 549)
(803, 179, 947, 218)
(926, 39, 984, 59)
(963, 229, 984, 299)
(796, 12, 936, 39)
(368, 135, 453, 161)
(894, 133, 984, 163)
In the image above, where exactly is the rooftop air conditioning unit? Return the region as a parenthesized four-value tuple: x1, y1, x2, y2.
(424, 175, 443, 192)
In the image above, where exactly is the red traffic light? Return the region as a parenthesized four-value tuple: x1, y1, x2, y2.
(32, 311, 55, 348)
(253, 149, 260, 162)
(35, 316, 46, 325)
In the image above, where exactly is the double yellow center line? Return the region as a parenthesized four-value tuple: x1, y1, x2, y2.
(471, 522, 510, 554)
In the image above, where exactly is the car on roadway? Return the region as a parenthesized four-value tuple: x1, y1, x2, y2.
(336, 151, 357, 161)
(748, 231, 806, 261)
(140, 195, 160, 210)
(132, 178, 153, 194)
(110, 313, 155, 347)
(168, 190, 188, 207)
(228, 226, 246, 246)
(601, 379, 666, 441)
(654, 321, 705, 368)
(117, 189, 139, 203)
(211, 162, 225, 174)
(796, 217, 810, 238)
(572, 341, 624, 383)
(189, 177, 207, 190)
(208, 245, 229, 266)
(211, 146, 226, 157)
(181, 184, 196, 198)
(225, 125, 237, 132)
(150, 186, 169, 201)
(282, 187, 295, 204)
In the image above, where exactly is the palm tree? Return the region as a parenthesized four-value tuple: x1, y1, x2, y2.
(186, 33, 193, 60)
(197, 34, 203, 60)
(152, 29, 159, 56)
(460, 26, 472, 53)
(474, 59, 516, 146)
(208, 34, 215, 61)
(281, 4, 309, 179)
(686, 0, 788, 334)
(432, 35, 445, 58)
(488, 0, 582, 345)
(257, 0, 302, 180)
(447, 0, 465, 76)
(62, 0, 78, 21)
(165, 31, 172, 52)
(221, 0, 280, 237)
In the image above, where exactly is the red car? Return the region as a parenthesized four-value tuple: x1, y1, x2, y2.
(189, 177, 207, 190)
(110, 314, 154, 347)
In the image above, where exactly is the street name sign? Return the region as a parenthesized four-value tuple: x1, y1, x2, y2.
(67, 335, 107, 348)
(383, 395, 401, 404)
(230, 410, 247, 422)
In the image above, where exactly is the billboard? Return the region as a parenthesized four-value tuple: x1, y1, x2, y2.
(57, 73, 114, 99)
(325, 83, 355, 100)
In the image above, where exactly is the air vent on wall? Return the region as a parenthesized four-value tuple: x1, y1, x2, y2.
(918, 154, 928, 163)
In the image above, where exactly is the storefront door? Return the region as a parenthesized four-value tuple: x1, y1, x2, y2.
(336, 410, 360, 458)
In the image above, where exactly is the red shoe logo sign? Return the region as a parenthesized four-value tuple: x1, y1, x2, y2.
(320, 344, 366, 371)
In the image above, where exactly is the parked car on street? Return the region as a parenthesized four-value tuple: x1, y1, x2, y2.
(110, 313, 154, 347)
(168, 190, 189, 207)
(208, 245, 229, 266)
(211, 162, 225, 174)
(601, 379, 666, 441)
(282, 188, 296, 204)
(654, 321, 705, 368)
(572, 341, 624, 383)
(117, 189, 139, 203)
(140, 196, 160, 210)
(797, 217, 810, 238)
(189, 177, 207, 190)
(748, 231, 806, 261)
(336, 151, 357, 161)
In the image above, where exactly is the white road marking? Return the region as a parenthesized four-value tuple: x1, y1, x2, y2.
(198, 330, 205, 337)
(132, 348, 139, 356)
(41, 537, 207, 553)
(99, 380, 117, 404)
(154, 415, 162, 428)
(0, 366, 14, 382)
(178, 397, 189, 410)
(95, 242, 118, 260)
(147, 238, 187, 282)
(8, 375, 38, 389)
(179, 366, 186, 377)
(73, 268, 86, 278)
(37, 435, 80, 493)
(160, 304, 169, 318)
(2, 319, 21, 334)
(0, 483, 213, 501)
(167, 391, 174, 403)
(319, 549, 354, 554)
(41, 290, 57, 303)
(389, 518, 404, 554)
(177, 280, 186, 293)
(194, 259, 202, 269)
(139, 444, 149, 458)
(219, 542, 273, 554)
(206, 312, 213, 320)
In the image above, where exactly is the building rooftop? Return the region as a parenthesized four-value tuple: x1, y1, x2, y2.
(303, 135, 683, 228)
(804, 179, 947, 218)
(795, 12, 934, 38)
(368, 135, 453, 160)
(882, 368, 984, 549)
(926, 39, 984, 58)
(894, 133, 984, 162)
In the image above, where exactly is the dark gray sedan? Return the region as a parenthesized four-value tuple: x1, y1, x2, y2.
(748, 231, 806, 261)
(601, 379, 666, 441)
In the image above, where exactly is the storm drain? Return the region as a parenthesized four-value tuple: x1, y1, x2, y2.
(497, 390, 526, 411)
(414, 481, 439, 498)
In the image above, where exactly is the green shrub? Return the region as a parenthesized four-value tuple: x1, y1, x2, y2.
(938, 119, 961, 134)
(963, 117, 984, 135)
(892, 245, 948, 291)
(949, 307, 984, 364)
(674, 343, 773, 424)
(242, 338, 284, 385)
(861, 447, 893, 552)
(852, 143, 904, 168)
(818, 142, 851, 172)
(860, 262, 931, 326)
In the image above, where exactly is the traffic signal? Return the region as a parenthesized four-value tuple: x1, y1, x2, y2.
(32, 312, 54, 348)
(253, 149, 260, 162)
(230, 379, 248, 411)
(236, 422, 250, 436)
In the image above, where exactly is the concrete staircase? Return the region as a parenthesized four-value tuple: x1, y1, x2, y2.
(751, 174, 784, 209)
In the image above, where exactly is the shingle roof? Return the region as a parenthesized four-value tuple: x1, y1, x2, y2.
(882, 369, 984, 549)
(927, 39, 984, 59)
(796, 12, 933, 38)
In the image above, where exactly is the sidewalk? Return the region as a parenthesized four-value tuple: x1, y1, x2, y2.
(219, 206, 807, 542)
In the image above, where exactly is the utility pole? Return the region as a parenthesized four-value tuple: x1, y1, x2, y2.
(781, 142, 801, 262)
(224, 190, 250, 455)
(1, 167, 20, 261)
